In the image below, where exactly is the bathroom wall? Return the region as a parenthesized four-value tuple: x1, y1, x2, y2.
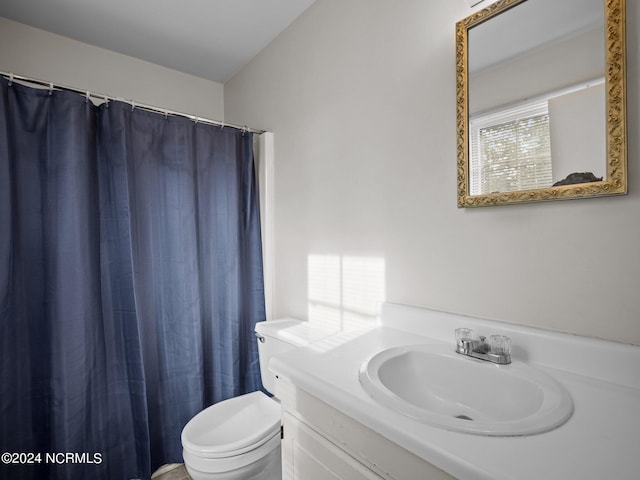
(469, 26, 604, 114)
(549, 84, 605, 183)
(224, 0, 640, 345)
(0, 17, 224, 119)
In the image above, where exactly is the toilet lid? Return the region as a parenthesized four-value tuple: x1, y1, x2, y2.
(181, 391, 281, 458)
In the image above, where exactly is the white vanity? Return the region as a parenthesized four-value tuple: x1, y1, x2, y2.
(270, 303, 640, 480)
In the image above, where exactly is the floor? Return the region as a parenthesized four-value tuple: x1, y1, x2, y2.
(151, 463, 191, 480)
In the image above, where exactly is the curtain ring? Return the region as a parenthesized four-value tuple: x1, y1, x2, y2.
(85, 91, 91, 103)
(194, 116, 199, 124)
(48, 82, 53, 95)
(8, 73, 13, 86)
(131, 100, 135, 112)
(220, 122, 225, 130)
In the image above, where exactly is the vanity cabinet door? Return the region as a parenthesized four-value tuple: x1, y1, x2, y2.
(282, 411, 384, 480)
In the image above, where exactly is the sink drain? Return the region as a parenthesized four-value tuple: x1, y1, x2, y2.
(455, 414, 474, 421)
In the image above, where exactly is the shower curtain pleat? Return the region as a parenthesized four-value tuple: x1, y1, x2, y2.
(0, 77, 265, 480)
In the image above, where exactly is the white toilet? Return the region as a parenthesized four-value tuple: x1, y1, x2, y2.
(181, 319, 333, 480)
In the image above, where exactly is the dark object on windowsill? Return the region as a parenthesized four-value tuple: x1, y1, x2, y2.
(553, 172, 603, 186)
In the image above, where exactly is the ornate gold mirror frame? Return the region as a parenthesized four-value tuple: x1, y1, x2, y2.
(456, 0, 627, 207)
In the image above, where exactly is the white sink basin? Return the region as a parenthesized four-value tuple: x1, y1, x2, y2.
(359, 344, 573, 436)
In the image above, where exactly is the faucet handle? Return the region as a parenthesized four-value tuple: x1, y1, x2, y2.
(455, 328, 475, 345)
(489, 335, 511, 356)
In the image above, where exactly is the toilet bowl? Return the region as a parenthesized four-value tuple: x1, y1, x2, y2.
(181, 319, 334, 480)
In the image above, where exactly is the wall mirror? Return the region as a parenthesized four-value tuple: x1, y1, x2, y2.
(456, 0, 627, 207)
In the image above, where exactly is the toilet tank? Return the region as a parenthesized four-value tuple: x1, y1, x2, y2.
(255, 318, 335, 395)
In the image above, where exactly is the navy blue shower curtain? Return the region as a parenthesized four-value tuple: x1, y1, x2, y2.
(0, 77, 265, 480)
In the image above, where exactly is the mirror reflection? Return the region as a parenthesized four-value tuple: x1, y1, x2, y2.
(469, 0, 604, 195)
(456, 0, 627, 207)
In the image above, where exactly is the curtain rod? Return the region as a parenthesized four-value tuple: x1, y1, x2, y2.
(0, 70, 265, 134)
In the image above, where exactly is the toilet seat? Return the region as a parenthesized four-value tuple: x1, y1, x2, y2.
(183, 430, 281, 475)
(181, 391, 281, 459)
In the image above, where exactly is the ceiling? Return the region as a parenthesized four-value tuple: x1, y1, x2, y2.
(0, 0, 316, 83)
(468, 0, 603, 73)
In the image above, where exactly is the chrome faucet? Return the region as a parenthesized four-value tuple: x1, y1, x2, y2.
(455, 329, 511, 365)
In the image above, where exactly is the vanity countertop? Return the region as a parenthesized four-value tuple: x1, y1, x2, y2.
(270, 318, 640, 480)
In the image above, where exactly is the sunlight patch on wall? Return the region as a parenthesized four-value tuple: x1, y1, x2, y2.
(308, 254, 385, 332)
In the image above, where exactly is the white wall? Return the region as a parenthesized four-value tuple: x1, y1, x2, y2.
(469, 26, 604, 114)
(225, 0, 640, 345)
(0, 17, 224, 120)
(549, 83, 606, 182)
